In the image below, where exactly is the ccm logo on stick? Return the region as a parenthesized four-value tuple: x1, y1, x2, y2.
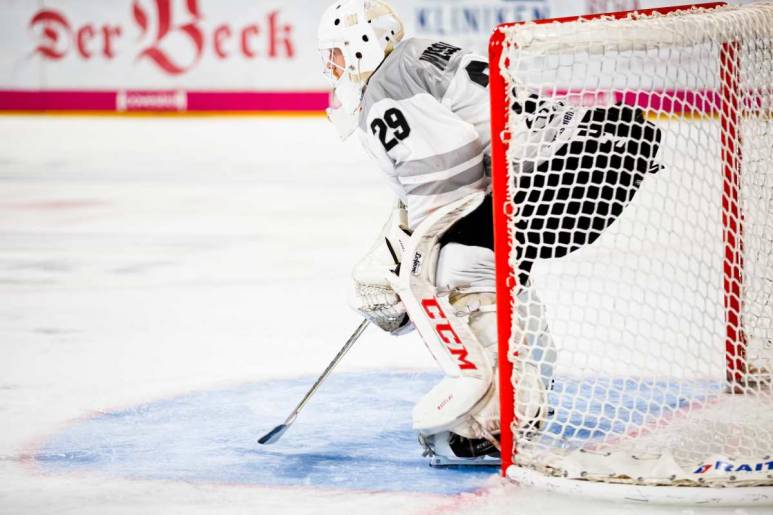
(421, 298, 477, 370)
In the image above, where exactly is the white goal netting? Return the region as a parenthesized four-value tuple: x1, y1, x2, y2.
(491, 3, 773, 492)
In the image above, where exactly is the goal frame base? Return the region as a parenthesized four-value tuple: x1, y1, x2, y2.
(507, 467, 773, 506)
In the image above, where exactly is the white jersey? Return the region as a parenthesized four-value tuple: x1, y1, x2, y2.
(357, 38, 491, 230)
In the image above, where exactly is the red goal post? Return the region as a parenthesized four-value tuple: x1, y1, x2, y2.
(487, 0, 764, 481)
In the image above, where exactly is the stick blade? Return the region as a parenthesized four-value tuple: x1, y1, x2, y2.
(257, 424, 289, 445)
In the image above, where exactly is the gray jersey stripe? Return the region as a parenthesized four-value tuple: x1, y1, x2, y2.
(399, 139, 484, 178)
(405, 163, 484, 197)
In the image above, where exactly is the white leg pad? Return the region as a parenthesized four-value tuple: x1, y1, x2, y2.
(412, 375, 492, 434)
(387, 193, 494, 434)
(511, 287, 557, 429)
(392, 192, 557, 441)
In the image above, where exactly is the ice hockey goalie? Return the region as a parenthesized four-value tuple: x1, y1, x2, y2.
(317, 0, 663, 465)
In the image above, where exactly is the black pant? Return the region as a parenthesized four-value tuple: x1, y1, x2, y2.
(441, 104, 662, 286)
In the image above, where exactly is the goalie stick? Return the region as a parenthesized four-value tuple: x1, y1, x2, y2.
(257, 319, 370, 445)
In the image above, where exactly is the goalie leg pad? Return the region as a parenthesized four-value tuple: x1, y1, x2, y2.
(389, 192, 491, 380)
(412, 375, 493, 435)
(385, 193, 494, 434)
(442, 289, 555, 441)
(510, 287, 558, 434)
(412, 283, 500, 436)
(391, 193, 557, 452)
(416, 285, 557, 445)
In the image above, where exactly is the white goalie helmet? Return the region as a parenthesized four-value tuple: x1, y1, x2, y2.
(318, 0, 404, 139)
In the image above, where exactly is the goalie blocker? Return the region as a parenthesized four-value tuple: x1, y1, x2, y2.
(352, 100, 663, 465)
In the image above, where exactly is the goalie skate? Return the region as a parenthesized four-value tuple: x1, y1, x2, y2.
(418, 431, 501, 467)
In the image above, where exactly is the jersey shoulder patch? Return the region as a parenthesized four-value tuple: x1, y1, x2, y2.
(416, 41, 463, 72)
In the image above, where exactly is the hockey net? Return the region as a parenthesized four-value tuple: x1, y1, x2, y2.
(489, 2, 773, 500)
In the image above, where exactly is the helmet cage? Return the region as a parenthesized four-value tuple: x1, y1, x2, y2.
(318, 1, 404, 86)
(317, 1, 404, 139)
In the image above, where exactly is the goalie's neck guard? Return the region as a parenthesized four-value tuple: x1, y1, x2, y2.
(326, 76, 363, 140)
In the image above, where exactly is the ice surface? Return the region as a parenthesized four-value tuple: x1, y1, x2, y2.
(0, 116, 770, 514)
(34, 370, 497, 495)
